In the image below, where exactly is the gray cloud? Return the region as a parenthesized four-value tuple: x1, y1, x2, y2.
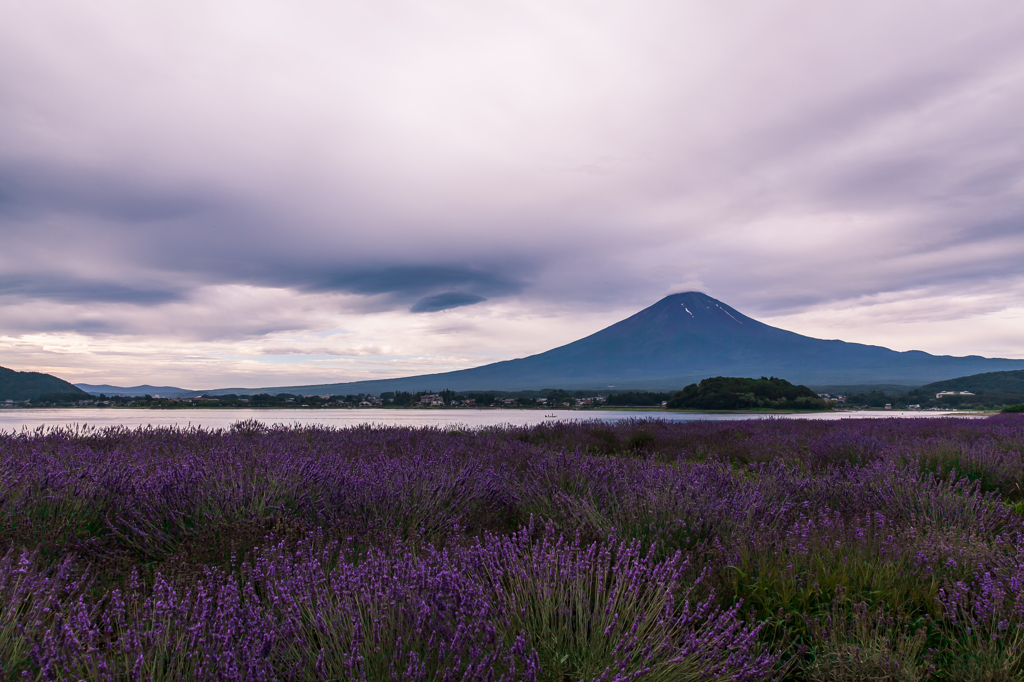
(258, 346, 386, 357)
(0, 162, 215, 223)
(0, 276, 184, 305)
(302, 265, 520, 299)
(410, 292, 486, 313)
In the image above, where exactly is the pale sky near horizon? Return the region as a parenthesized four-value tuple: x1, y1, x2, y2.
(2, 1, 1023, 389)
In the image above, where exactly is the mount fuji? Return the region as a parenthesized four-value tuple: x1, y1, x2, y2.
(183, 292, 1024, 395)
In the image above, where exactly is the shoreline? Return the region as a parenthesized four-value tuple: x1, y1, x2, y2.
(0, 405, 994, 415)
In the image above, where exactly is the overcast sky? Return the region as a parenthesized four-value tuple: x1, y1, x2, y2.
(2, 1, 1023, 389)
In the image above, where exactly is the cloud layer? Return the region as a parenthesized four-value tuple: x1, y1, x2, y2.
(1, 1, 1023, 387)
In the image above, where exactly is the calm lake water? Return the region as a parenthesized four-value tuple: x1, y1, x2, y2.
(0, 408, 984, 432)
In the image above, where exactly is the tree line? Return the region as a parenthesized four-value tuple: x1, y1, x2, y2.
(23, 377, 833, 411)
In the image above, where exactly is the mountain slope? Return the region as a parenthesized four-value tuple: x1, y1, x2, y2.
(0, 366, 88, 401)
(199, 292, 1024, 395)
(917, 370, 1024, 395)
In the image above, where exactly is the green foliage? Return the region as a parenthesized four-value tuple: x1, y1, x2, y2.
(1003, 404, 1024, 413)
(391, 390, 416, 406)
(545, 389, 574, 407)
(667, 376, 828, 410)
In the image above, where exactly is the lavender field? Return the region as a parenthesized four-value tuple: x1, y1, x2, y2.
(2, 416, 1024, 681)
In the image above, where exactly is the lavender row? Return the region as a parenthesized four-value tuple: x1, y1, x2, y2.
(1, 416, 1023, 679)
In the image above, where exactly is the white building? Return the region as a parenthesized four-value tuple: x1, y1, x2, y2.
(936, 391, 975, 399)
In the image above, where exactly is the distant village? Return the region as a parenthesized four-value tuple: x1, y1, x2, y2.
(8, 390, 622, 409)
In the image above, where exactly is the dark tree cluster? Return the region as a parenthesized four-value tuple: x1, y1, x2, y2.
(29, 392, 93, 406)
(666, 376, 827, 410)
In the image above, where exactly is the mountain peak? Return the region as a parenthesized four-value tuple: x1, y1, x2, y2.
(660, 291, 717, 303)
(622, 292, 756, 332)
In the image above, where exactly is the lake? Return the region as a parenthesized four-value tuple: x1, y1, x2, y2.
(0, 407, 983, 432)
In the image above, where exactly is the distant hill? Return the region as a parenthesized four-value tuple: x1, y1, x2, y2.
(0, 366, 88, 401)
(75, 383, 195, 397)
(190, 292, 1024, 396)
(918, 370, 1024, 394)
(846, 369, 1024, 410)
